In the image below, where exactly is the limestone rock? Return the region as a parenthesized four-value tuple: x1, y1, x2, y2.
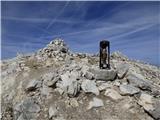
(25, 79, 42, 91)
(127, 72, 152, 90)
(81, 79, 99, 95)
(90, 68, 117, 81)
(119, 84, 140, 95)
(138, 93, 154, 111)
(138, 93, 160, 119)
(88, 97, 104, 109)
(116, 63, 129, 79)
(43, 73, 59, 87)
(104, 88, 123, 100)
(56, 72, 80, 96)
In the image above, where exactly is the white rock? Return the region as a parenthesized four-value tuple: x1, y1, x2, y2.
(57, 72, 80, 96)
(81, 79, 99, 95)
(88, 97, 104, 109)
(104, 88, 122, 100)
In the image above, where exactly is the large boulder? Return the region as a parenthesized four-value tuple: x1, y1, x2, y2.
(127, 72, 152, 90)
(138, 93, 160, 120)
(56, 71, 80, 96)
(90, 68, 117, 81)
(119, 84, 140, 95)
(81, 79, 99, 95)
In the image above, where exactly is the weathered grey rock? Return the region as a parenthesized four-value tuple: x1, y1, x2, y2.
(88, 97, 104, 109)
(25, 79, 42, 91)
(104, 88, 123, 100)
(14, 98, 40, 120)
(81, 79, 99, 95)
(127, 73, 152, 90)
(138, 93, 160, 119)
(90, 68, 117, 81)
(56, 72, 80, 96)
(116, 63, 129, 79)
(119, 84, 140, 95)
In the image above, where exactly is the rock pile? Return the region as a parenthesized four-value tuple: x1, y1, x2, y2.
(1, 38, 160, 120)
(37, 38, 69, 61)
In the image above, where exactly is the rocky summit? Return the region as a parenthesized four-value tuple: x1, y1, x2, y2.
(1, 38, 160, 120)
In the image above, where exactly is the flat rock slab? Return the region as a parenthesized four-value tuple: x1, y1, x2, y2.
(119, 84, 140, 95)
(90, 68, 117, 81)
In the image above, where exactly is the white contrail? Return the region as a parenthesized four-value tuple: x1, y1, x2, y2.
(2, 16, 50, 23)
(45, 1, 70, 30)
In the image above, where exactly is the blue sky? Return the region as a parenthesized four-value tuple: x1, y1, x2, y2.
(1, 1, 160, 66)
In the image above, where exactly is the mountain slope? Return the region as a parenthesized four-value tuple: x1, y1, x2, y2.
(1, 38, 160, 120)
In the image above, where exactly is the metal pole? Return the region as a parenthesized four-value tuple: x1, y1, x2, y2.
(108, 42, 110, 69)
